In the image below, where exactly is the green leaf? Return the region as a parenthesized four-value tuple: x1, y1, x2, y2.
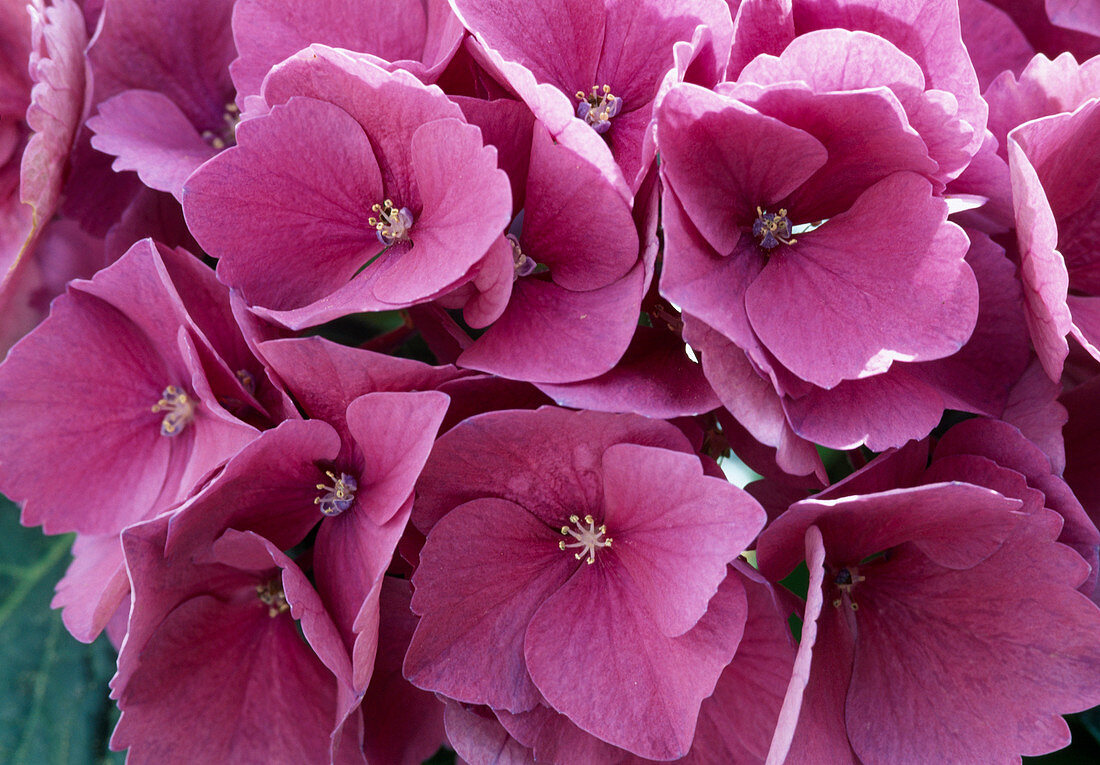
(0, 496, 123, 765)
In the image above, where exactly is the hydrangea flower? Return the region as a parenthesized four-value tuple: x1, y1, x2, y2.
(113, 516, 357, 763)
(405, 407, 765, 758)
(758, 479, 1100, 762)
(184, 45, 511, 329)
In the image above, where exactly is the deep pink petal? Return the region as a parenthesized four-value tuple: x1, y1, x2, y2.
(443, 702, 535, 765)
(313, 498, 411, 690)
(521, 121, 637, 291)
(21, 0, 87, 227)
(766, 526, 859, 765)
(793, 0, 987, 160)
(88, 0, 235, 129)
(405, 497, 577, 712)
(746, 172, 976, 388)
(51, 532, 129, 643)
(600, 442, 764, 636)
(683, 316, 823, 477)
(164, 419, 343, 554)
(535, 325, 721, 419)
(457, 264, 645, 383)
(371, 117, 511, 304)
(525, 564, 747, 759)
(231, 0, 461, 101)
(185, 96, 384, 311)
(412, 407, 693, 534)
(846, 512, 1100, 762)
(657, 83, 827, 255)
(756, 483, 1024, 582)
(905, 228, 1030, 416)
(1008, 130, 1072, 379)
(360, 578, 446, 765)
(89, 90, 216, 200)
(345, 390, 450, 524)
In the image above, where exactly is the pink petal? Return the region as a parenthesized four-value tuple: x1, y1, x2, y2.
(746, 172, 976, 388)
(89, 90, 216, 200)
(405, 497, 577, 712)
(600, 442, 764, 636)
(524, 563, 747, 759)
(184, 96, 385, 311)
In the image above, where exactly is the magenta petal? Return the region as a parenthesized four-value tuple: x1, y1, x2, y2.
(21, 0, 87, 227)
(782, 366, 947, 451)
(360, 578, 446, 765)
(405, 497, 577, 712)
(906, 229, 1030, 416)
(1008, 131, 1072, 380)
(794, 0, 987, 159)
(746, 172, 976, 388)
(767, 526, 852, 764)
(88, 0, 235, 127)
(757, 483, 1024, 582)
(312, 498, 411, 691)
(164, 419, 343, 554)
(231, 0, 460, 101)
(89, 90, 216, 200)
(113, 595, 339, 763)
(345, 390, 450, 525)
(536, 325, 721, 419)
(0, 289, 173, 534)
(51, 532, 129, 644)
(657, 83, 827, 255)
(1047, 0, 1100, 37)
(184, 96, 385, 311)
(457, 264, 645, 383)
(959, 0, 1035, 89)
(258, 336, 461, 440)
(371, 117, 511, 304)
(413, 407, 693, 534)
(450, 0, 604, 94)
(773, 525, 860, 764)
(443, 702, 535, 765)
(683, 316, 822, 477)
(689, 564, 796, 765)
(525, 565, 747, 759)
(114, 524, 345, 763)
(846, 513, 1100, 762)
(521, 122, 637, 291)
(600, 442, 764, 636)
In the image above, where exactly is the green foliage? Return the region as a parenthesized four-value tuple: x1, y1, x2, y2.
(0, 496, 122, 765)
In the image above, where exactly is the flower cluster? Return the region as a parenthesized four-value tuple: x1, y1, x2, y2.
(2, 0, 1100, 762)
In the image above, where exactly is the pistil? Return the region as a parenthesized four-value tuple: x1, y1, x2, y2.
(576, 85, 622, 134)
(202, 102, 241, 151)
(369, 199, 414, 246)
(151, 385, 195, 437)
(559, 514, 612, 564)
(752, 207, 796, 249)
(315, 470, 357, 517)
(507, 234, 539, 279)
(256, 580, 289, 618)
(832, 566, 866, 610)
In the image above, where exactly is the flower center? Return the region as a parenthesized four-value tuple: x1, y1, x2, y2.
(256, 579, 289, 618)
(507, 234, 539, 279)
(315, 470, 357, 517)
(752, 207, 797, 249)
(201, 102, 240, 151)
(831, 566, 865, 611)
(575, 85, 622, 134)
(151, 385, 195, 437)
(369, 199, 414, 246)
(559, 514, 612, 564)
(235, 368, 257, 395)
